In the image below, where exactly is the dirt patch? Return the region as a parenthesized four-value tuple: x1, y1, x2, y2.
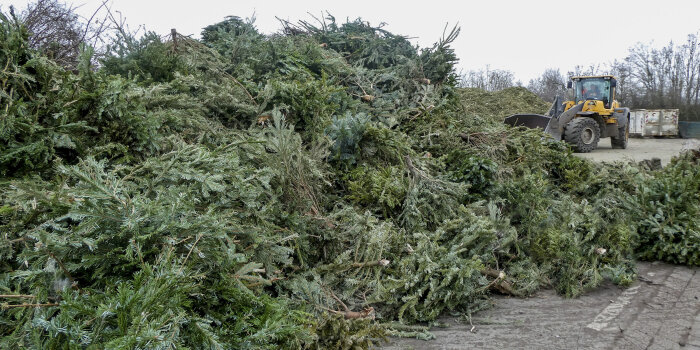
(575, 138, 693, 165)
(382, 262, 700, 349)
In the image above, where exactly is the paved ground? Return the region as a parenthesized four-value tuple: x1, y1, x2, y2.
(575, 138, 695, 165)
(383, 262, 700, 350)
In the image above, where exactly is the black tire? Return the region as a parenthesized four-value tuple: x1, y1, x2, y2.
(611, 120, 629, 149)
(564, 117, 600, 153)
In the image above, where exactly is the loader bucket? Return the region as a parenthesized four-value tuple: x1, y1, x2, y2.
(504, 114, 552, 130)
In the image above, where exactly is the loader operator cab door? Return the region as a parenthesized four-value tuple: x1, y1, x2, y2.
(574, 77, 614, 108)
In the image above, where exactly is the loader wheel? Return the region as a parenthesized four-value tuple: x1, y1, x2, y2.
(564, 118, 600, 153)
(611, 120, 629, 149)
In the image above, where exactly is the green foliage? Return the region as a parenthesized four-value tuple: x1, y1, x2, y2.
(264, 112, 329, 214)
(445, 151, 497, 199)
(2, 261, 314, 349)
(0, 16, 162, 175)
(0, 137, 320, 348)
(354, 125, 414, 168)
(102, 31, 185, 84)
(459, 87, 549, 123)
(298, 15, 418, 70)
(327, 112, 371, 165)
(378, 206, 510, 322)
(347, 165, 408, 218)
(489, 141, 638, 297)
(201, 16, 262, 51)
(419, 25, 461, 84)
(2, 6, 700, 349)
(311, 314, 387, 350)
(260, 77, 345, 139)
(525, 198, 636, 296)
(630, 152, 700, 265)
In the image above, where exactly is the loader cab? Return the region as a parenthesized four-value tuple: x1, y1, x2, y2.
(570, 76, 616, 108)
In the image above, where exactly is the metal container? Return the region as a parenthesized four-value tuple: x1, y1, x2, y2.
(629, 109, 679, 137)
(679, 121, 700, 139)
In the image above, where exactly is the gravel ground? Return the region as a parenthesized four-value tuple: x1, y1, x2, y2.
(382, 262, 700, 350)
(575, 137, 697, 165)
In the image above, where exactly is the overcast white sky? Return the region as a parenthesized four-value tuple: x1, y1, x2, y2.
(4, 0, 700, 83)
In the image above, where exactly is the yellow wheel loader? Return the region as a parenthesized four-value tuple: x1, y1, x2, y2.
(505, 75, 630, 152)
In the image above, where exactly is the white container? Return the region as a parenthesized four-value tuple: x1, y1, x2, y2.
(629, 109, 679, 137)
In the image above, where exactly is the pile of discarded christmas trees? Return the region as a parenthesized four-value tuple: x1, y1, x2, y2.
(1, 9, 698, 349)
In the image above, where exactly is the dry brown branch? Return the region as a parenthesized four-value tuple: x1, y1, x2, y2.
(220, 70, 257, 105)
(480, 267, 520, 296)
(8, 237, 27, 244)
(323, 290, 376, 320)
(2, 303, 59, 309)
(360, 94, 375, 102)
(20, 0, 111, 69)
(178, 234, 202, 274)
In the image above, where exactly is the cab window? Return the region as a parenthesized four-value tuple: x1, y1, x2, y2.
(574, 78, 611, 105)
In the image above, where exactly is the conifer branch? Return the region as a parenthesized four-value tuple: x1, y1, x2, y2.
(350, 259, 390, 268)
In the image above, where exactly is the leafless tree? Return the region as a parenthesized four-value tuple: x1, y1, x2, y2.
(566, 63, 605, 79)
(608, 59, 633, 105)
(17, 0, 110, 69)
(623, 33, 700, 119)
(527, 68, 566, 102)
(458, 65, 515, 91)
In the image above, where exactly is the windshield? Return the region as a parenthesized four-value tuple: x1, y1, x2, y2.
(574, 78, 611, 103)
